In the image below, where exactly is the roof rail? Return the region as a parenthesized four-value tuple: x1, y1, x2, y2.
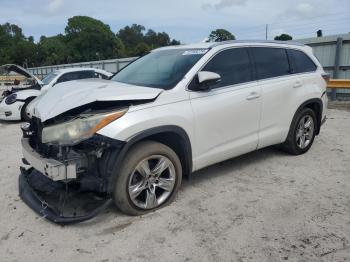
(209, 40, 305, 48)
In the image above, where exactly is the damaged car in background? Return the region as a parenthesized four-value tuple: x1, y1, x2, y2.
(0, 64, 112, 121)
(20, 41, 327, 224)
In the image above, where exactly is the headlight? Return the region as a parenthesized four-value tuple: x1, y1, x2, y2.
(5, 93, 17, 105)
(42, 109, 127, 145)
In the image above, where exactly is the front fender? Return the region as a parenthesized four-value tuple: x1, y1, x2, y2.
(97, 101, 194, 144)
(16, 89, 40, 101)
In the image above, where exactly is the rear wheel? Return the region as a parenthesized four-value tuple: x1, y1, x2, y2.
(21, 98, 34, 122)
(282, 108, 317, 155)
(113, 141, 182, 216)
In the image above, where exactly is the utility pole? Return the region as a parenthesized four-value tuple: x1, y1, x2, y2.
(265, 24, 268, 40)
(332, 37, 343, 101)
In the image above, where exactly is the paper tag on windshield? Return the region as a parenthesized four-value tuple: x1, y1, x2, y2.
(182, 49, 209, 56)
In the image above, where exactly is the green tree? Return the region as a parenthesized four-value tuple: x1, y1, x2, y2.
(274, 34, 293, 41)
(170, 39, 181, 45)
(114, 37, 127, 58)
(0, 23, 37, 66)
(37, 35, 69, 65)
(0, 18, 181, 66)
(208, 29, 235, 42)
(134, 42, 150, 56)
(65, 16, 122, 62)
(116, 24, 146, 56)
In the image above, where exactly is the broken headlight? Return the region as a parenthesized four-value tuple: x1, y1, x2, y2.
(41, 109, 127, 145)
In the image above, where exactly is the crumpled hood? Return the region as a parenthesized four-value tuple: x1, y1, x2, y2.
(32, 79, 162, 122)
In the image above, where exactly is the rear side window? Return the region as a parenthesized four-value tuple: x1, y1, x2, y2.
(76, 70, 95, 79)
(201, 48, 253, 88)
(251, 47, 290, 80)
(287, 49, 317, 73)
(57, 71, 95, 83)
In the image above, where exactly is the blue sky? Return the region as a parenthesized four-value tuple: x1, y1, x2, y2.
(0, 0, 349, 43)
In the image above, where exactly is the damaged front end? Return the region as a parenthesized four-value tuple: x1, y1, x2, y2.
(0, 64, 43, 98)
(19, 115, 125, 224)
(18, 77, 162, 224)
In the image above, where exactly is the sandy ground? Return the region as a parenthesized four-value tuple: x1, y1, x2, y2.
(0, 109, 349, 262)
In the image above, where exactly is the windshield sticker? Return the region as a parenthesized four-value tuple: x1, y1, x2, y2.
(182, 49, 209, 56)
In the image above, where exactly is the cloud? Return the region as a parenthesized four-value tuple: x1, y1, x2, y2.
(286, 2, 326, 19)
(47, 0, 64, 14)
(0, 0, 347, 43)
(202, 0, 248, 10)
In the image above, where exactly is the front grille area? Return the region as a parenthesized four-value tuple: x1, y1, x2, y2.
(26, 117, 58, 158)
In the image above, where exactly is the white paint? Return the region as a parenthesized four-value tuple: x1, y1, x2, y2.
(31, 41, 327, 172)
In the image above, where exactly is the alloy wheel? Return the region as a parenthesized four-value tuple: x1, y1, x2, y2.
(128, 155, 176, 210)
(296, 114, 314, 149)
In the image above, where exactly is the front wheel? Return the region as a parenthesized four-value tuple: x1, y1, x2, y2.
(282, 108, 317, 155)
(113, 141, 182, 216)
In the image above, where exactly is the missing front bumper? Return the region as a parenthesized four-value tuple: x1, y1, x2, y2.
(19, 167, 112, 225)
(21, 138, 81, 181)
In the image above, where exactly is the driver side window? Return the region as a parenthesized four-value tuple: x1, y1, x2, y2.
(201, 48, 253, 89)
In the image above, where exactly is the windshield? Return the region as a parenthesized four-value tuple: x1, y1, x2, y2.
(42, 72, 58, 85)
(111, 49, 208, 89)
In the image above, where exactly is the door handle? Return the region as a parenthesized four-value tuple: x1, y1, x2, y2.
(246, 92, 260, 100)
(293, 81, 302, 88)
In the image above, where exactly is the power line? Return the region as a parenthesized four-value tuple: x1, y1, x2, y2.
(236, 16, 350, 35)
(237, 22, 350, 40)
(270, 11, 350, 25)
(270, 18, 350, 31)
(232, 12, 350, 33)
(237, 19, 350, 39)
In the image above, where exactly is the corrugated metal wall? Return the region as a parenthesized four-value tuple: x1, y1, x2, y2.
(302, 36, 350, 79)
(299, 34, 350, 97)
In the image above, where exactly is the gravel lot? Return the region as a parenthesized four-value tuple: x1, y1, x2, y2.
(0, 108, 349, 262)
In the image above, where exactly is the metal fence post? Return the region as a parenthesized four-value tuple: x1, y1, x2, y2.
(116, 60, 120, 72)
(332, 37, 343, 101)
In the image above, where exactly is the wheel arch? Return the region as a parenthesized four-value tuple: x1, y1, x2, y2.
(105, 125, 193, 193)
(17, 95, 37, 103)
(19, 96, 37, 121)
(291, 98, 323, 135)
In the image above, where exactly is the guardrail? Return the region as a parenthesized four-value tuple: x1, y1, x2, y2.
(28, 57, 138, 79)
(327, 79, 350, 89)
(327, 79, 350, 100)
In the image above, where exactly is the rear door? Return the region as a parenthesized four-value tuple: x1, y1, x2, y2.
(189, 47, 261, 170)
(250, 47, 300, 148)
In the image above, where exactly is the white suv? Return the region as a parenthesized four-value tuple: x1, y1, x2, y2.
(20, 41, 328, 223)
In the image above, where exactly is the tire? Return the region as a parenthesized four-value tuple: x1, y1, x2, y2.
(282, 108, 317, 155)
(21, 98, 34, 122)
(113, 140, 182, 216)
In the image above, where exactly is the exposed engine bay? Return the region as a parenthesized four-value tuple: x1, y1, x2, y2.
(0, 64, 42, 98)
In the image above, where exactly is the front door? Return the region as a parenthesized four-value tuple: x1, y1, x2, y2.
(189, 47, 261, 170)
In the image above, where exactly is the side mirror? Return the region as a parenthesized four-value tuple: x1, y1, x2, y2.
(196, 71, 221, 91)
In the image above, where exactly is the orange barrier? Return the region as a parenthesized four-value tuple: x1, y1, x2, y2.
(327, 79, 350, 89)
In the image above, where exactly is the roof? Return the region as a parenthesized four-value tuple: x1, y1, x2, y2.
(54, 67, 112, 76)
(155, 40, 306, 51)
(210, 40, 305, 47)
